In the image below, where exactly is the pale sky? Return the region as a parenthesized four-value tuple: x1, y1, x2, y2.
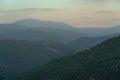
(0, 0, 120, 28)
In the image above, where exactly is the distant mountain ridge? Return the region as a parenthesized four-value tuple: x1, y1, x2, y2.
(0, 18, 120, 43)
(76, 25, 120, 37)
(69, 33, 120, 49)
(15, 18, 74, 29)
(0, 19, 83, 43)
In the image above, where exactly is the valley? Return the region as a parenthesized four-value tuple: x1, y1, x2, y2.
(0, 19, 120, 80)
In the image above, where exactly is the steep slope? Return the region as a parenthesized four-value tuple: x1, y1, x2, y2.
(18, 36, 120, 80)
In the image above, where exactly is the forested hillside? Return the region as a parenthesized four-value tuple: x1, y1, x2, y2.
(17, 36, 120, 80)
(0, 38, 75, 80)
(0, 38, 75, 67)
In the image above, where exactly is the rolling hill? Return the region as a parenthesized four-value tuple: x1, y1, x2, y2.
(0, 38, 75, 67)
(17, 36, 120, 80)
(0, 38, 75, 79)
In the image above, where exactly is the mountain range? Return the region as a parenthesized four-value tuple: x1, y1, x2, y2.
(0, 18, 120, 43)
(0, 19, 120, 80)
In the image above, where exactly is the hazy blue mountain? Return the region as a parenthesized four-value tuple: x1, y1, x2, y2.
(77, 25, 120, 37)
(69, 37, 106, 49)
(17, 36, 120, 80)
(0, 19, 120, 43)
(0, 23, 27, 30)
(0, 19, 83, 43)
(69, 33, 120, 49)
(15, 18, 74, 30)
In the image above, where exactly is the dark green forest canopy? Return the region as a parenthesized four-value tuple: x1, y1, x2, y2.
(16, 36, 120, 80)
